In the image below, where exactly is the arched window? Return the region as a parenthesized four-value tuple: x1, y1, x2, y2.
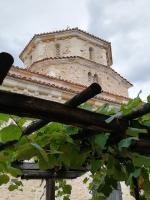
(93, 74, 98, 83)
(88, 72, 92, 82)
(55, 44, 60, 57)
(89, 47, 94, 60)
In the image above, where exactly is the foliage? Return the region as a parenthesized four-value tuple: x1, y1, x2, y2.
(0, 96, 150, 199)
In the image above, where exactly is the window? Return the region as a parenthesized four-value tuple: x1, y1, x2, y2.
(89, 47, 94, 60)
(55, 44, 60, 57)
(93, 74, 98, 83)
(88, 72, 92, 82)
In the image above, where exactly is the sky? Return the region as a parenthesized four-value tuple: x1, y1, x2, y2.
(0, 0, 149, 100)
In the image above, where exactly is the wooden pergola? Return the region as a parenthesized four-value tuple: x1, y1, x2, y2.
(0, 52, 150, 200)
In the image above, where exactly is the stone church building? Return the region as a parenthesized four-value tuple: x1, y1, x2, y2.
(0, 28, 134, 199)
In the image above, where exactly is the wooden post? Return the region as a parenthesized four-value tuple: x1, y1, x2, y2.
(46, 178, 55, 200)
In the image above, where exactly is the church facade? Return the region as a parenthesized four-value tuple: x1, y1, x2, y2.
(0, 28, 134, 200)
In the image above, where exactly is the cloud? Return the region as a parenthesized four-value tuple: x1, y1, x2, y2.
(0, 0, 149, 99)
(88, 0, 150, 98)
(0, 0, 89, 66)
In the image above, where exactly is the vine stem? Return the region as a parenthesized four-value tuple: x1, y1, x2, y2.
(132, 177, 140, 200)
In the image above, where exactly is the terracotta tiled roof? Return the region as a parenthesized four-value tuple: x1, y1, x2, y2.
(34, 27, 110, 44)
(8, 73, 124, 105)
(29, 56, 132, 86)
(9, 66, 130, 101)
(11, 65, 85, 87)
(19, 27, 110, 58)
(8, 73, 76, 93)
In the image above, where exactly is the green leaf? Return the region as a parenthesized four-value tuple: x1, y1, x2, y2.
(140, 113, 150, 126)
(91, 160, 102, 173)
(59, 143, 89, 168)
(7, 166, 22, 177)
(48, 154, 59, 169)
(31, 143, 49, 169)
(63, 184, 72, 194)
(132, 154, 150, 167)
(45, 122, 65, 133)
(11, 179, 23, 186)
(79, 103, 93, 111)
(0, 174, 9, 185)
(126, 127, 147, 137)
(0, 113, 10, 121)
(121, 97, 143, 115)
(96, 103, 117, 115)
(118, 137, 137, 151)
(8, 184, 18, 191)
(147, 95, 150, 103)
(83, 177, 89, 184)
(94, 133, 110, 149)
(127, 168, 141, 185)
(132, 168, 141, 178)
(0, 125, 22, 143)
(64, 125, 79, 136)
(16, 143, 37, 160)
(63, 196, 70, 200)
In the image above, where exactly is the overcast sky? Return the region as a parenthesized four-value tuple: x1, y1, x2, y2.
(0, 0, 149, 100)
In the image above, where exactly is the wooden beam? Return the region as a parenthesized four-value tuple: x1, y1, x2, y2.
(0, 52, 14, 84)
(21, 169, 85, 179)
(0, 90, 127, 133)
(131, 139, 150, 155)
(13, 162, 86, 179)
(23, 83, 102, 135)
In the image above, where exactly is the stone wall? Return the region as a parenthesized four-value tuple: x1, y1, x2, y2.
(0, 175, 135, 200)
(30, 57, 130, 98)
(23, 36, 108, 67)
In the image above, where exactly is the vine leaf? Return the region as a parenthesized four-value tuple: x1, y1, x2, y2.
(63, 184, 72, 194)
(127, 168, 141, 185)
(31, 143, 49, 169)
(0, 125, 22, 143)
(7, 166, 22, 177)
(126, 127, 147, 137)
(0, 174, 9, 185)
(83, 177, 89, 184)
(147, 95, 150, 103)
(118, 137, 138, 151)
(94, 133, 110, 149)
(132, 154, 150, 167)
(121, 97, 143, 115)
(91, 159, 102, 173)
(0, 113, 10, 121)
(16, 143, 37, 160)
